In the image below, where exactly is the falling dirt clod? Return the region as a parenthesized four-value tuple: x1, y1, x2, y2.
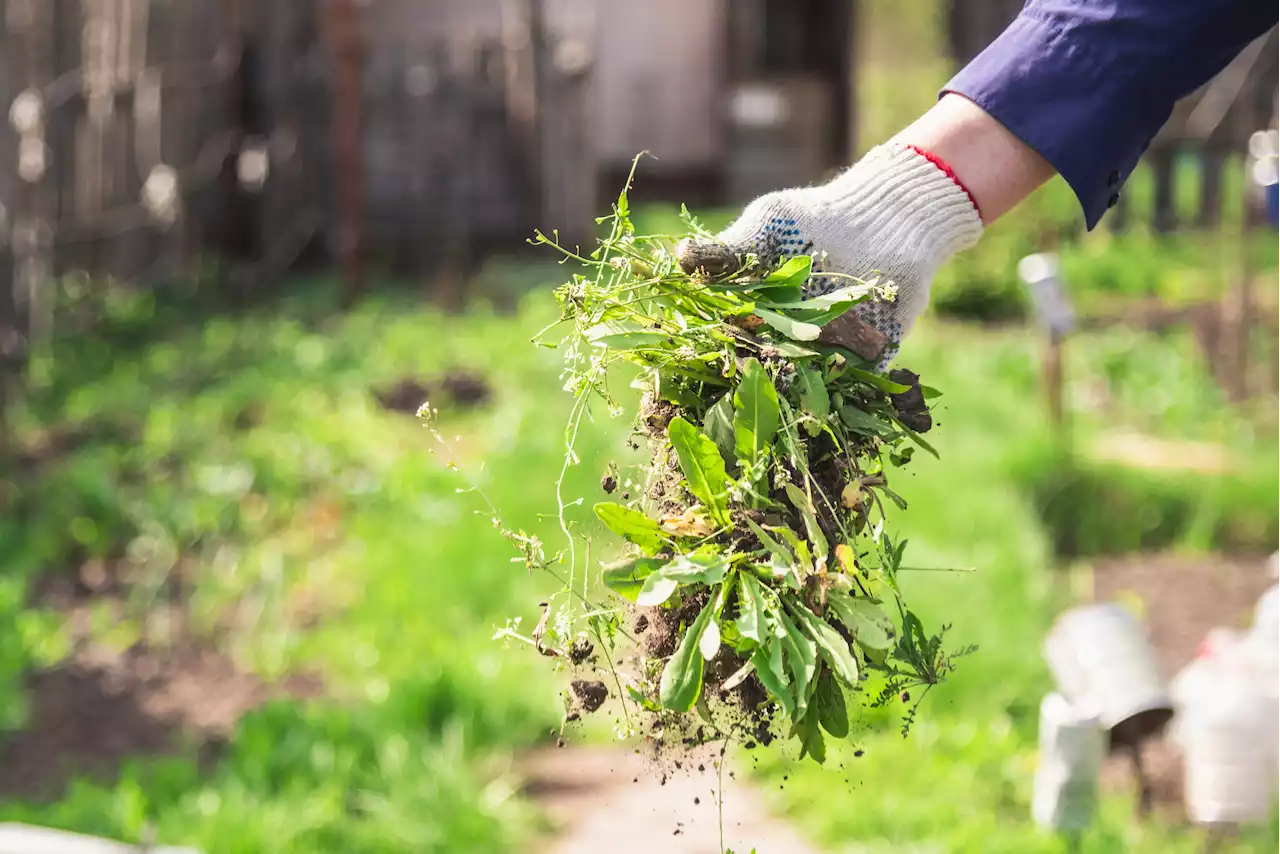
(570, 680, 609, 714)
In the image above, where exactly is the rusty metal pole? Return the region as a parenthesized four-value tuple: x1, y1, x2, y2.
(1045, 331, 1066, 436)
(326, 0, 366, 306)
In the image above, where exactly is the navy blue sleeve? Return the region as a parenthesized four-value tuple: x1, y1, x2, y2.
(944, 1, 1277, 229)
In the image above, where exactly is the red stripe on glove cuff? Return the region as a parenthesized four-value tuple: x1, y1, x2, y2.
(906, 144, 983, 223)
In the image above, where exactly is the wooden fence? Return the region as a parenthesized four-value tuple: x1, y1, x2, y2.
(358, 0, 595, 298)
(0, 0, 333, 367)
(0, 0, 595, 370)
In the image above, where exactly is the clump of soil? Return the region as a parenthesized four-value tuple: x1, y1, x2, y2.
(571, 680, 609, 713)
(568, 636, 596, 665)
(631, 589, 778, 752)
(888, 368, 931, 433)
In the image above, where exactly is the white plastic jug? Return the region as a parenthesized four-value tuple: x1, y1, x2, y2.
(1251, 584, 1278, 650)
(1169, 627, 1247, 750)
(1247, 584, 1280, 783)
(1181, 656, 1278, 825)
(1044, 603, 1172, 745)
(1032, 692, 1105, 832)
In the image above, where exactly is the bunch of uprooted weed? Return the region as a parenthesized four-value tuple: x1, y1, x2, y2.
(496, 167, 973, 763)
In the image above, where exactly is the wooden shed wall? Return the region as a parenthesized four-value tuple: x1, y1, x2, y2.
(593, 0, 726, 171)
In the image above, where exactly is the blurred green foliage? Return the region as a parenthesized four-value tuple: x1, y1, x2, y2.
(0, 279, 621, 851)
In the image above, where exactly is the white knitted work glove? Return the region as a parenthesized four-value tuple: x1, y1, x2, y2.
(678, 143, 983, 365)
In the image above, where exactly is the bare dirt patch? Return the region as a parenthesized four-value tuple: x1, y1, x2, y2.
(520, 745, 825, 854)
(3, 567, 321, 802)
(374, 370, 492, 415)
(1090, 552, 1275, 817)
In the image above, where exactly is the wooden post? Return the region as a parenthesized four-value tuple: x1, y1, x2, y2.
(1213, 101, 1264, 404)
(325, 0, 365, 306)
(1150, 146, 1178, 234)
(1046, 330, 1067, 439)
(1197, 147, 1225, 229)
(1020, 249, 1073, 446)
(9, 0, 54, 357)
(1107, 189, 1130, 234)
(1219, 156, 1256, 401)
(524, 0, 547, 228)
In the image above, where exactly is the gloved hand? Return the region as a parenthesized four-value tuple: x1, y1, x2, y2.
(677, 143, 983, 365)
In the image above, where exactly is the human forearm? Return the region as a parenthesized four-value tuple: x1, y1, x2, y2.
(892, 93, 1055, 224)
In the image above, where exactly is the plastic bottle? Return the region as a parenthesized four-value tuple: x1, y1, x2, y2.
(1169, 627, 1247, 750)
(1181, 651, 1278, 825)
(1033, 692, 1106, 833)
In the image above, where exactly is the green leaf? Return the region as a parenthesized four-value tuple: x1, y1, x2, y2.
(814, 669, 850, 738)
(795, 367, 829, 437)
(667, 416, 730, 525)
(827, 595, 896, 652)
(750, 639, 794, 718)
(699, 619, 722, 661)
(751, 284, 805, 305)
(877, 484, 910, 511)
(584, 321, 670, 350)
(795, 367, 830, 415)
(703, 392, 737, 466)
(767, 554, 803, 590)
(659, 597, 718, 712)
(755, 283, 874, 311)
(768, 340, 821, 359)
(847, 367, 911, 395)
(696, 694, 713, 724)
(793, 713, 827, 764)
(734, 572, 770, 643)
(754, 308, 822, 342)
(784, 483, 828, 560)
(770, 525, 813, 576)
(626, 684, 662, 712)
(635, 576, 680, 608)
(778, 610, 818, 719)
(635, 554, 731, 607)
(655, 372, 703, 409)
(788, 601, 859, 687)
(601, 556, 665, 601)
(775, 398, 809, 471)
(840, 405, 896, 438)
(891, 414, 941, 459)
(733, 358, 780, 469)
(761, 254, 812, 287)
(594, 502, 665, 553)
(920, 385, 943, 400)
(745, 518, 791, 565)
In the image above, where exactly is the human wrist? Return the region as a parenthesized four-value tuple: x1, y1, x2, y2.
(894, 93, 1054, 222)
